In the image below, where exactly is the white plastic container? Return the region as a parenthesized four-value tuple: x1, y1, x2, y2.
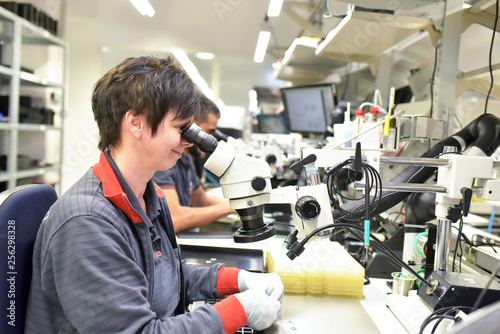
(266, 239, 365, 299)
(361, 107, 381, 149)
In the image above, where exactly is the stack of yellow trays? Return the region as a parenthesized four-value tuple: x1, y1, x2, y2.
(266, 239, 364, 299)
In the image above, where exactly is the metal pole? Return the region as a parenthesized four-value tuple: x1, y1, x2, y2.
(435, 218, 452, 271)
(353, 182, 447, 193)
(379, 156, 450, 167)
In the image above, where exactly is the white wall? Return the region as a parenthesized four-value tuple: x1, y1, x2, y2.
(60, 3, 102, 193)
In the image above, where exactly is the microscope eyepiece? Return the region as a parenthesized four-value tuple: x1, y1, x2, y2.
(213, 129, 229, 142)
(182, 124, 218, 154)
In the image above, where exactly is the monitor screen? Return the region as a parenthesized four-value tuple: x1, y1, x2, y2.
(256, 114, 289, 134)
(280, 83, 336, 135)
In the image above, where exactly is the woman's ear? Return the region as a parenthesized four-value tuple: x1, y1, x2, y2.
(125, 110, 144, 139)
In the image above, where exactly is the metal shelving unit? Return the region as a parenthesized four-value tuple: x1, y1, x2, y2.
(274, 37, 346, 84)
(0, 6, 66, 194)
(315, 7, 437, 63)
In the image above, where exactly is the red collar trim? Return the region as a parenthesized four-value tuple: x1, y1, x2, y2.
(154, 184, 165, 198)
(93, 152, 143, 223)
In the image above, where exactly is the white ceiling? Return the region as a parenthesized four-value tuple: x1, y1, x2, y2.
(62, 1, 500, 109)
(65, 0, 343, 59)
(63, 0, 350, 106)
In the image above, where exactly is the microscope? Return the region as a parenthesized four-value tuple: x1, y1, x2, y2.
(414, 149, 500, 310)
(182, 124, 334, 243)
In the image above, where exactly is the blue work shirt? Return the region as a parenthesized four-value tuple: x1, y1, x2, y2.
(152, 154, 201, 206)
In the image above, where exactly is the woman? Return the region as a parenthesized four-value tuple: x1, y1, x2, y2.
(25, 56, 282, 334)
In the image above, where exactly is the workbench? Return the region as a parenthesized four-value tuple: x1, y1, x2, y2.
(178, 236, 413, 334)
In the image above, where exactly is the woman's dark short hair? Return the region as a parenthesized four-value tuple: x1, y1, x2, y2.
(92, 56, 201, 151)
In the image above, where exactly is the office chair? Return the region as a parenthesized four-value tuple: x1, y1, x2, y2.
(0, 184, 57, 334)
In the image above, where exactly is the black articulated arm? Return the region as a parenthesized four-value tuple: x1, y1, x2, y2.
(332, 113, 500, 222)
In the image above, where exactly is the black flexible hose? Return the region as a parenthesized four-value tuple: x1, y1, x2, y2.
(332, 113, 500, 222)
(332, 136, 461, 222)
(452, 113, 500, 156)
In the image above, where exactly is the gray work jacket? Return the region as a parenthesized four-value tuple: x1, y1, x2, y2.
(25, 151, 225, 333)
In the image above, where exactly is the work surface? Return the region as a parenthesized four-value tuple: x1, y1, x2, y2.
(179, 236, 411, 334)
(264, 279, 412, 334)
(266, 293, 382, 333)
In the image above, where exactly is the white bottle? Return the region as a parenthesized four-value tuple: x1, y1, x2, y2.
(353, 109, 364, 145)
(333, 123, 345, 147)
(343, 110, 352, 148)
(361, 107, 380, 149)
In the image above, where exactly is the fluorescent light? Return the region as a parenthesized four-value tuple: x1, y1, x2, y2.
(267, 0, 284, 17)
(196, 52, 214, 60)
(172, 49, 214, 99)
(254, 30, 271, 63)
(129, 0, 155, 17)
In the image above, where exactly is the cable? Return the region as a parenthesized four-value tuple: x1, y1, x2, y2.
(471, 234, 500, 253)
(266, 18, 281, 59)
(472, 260, 500, 310)
(452, 216, 464, 272)
(432, 306, 469, 333)
(429, 45, 439, 118)
(454, 113, 464, 130)
(392, 204, 405, 224)
(333, 161, 430, 224)
(419, 306, 475, 334)
(340, 63, 353, 100)
(326, 157, 383, 222)
(288, 222, 434, 288)
(484, 0, 499, 114)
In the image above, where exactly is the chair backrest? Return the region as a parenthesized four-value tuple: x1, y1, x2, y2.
(0, 184, 57, 334)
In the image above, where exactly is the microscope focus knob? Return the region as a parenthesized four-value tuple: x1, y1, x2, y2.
(251, 176, 267, 191)
(295, 196, 321, 220)
(266, 154, 277, 165)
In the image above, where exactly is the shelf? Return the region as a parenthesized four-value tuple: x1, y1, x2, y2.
(0, 67, 63, 87)
(20, 71, 64, 88)
(0, 5, 62, 46)
(15, 166, 58, 179)
(0, 64, 13, 77)
(0, 166, 58, 182)
(274, 37, 346, 82)
(458, 62, 500, 80)
(456, 62, 500, 98)
(315, 8, 436, 63)
(0, 171, 8, 182)
(20, 22, 62, 46)
(0, 5, 66, 193)
(0, 4, 17, 23)
(0, 122, 62, 131)
(332, 0, 443, 11)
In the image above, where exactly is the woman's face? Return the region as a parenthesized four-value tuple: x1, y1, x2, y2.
(143, 112, 193, 172)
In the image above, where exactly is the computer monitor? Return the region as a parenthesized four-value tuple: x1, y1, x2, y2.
(256, 114, 289, 134)
(280, 83, 336, 136)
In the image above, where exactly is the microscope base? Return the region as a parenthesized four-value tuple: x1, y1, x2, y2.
(417, 271, 500, 310)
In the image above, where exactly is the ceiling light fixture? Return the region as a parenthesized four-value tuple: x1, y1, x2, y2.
(267, 0, 284, 17)
(196, 52, 214, 60)
(129, 0, 155, 17)
(254, 17, 271, 63)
